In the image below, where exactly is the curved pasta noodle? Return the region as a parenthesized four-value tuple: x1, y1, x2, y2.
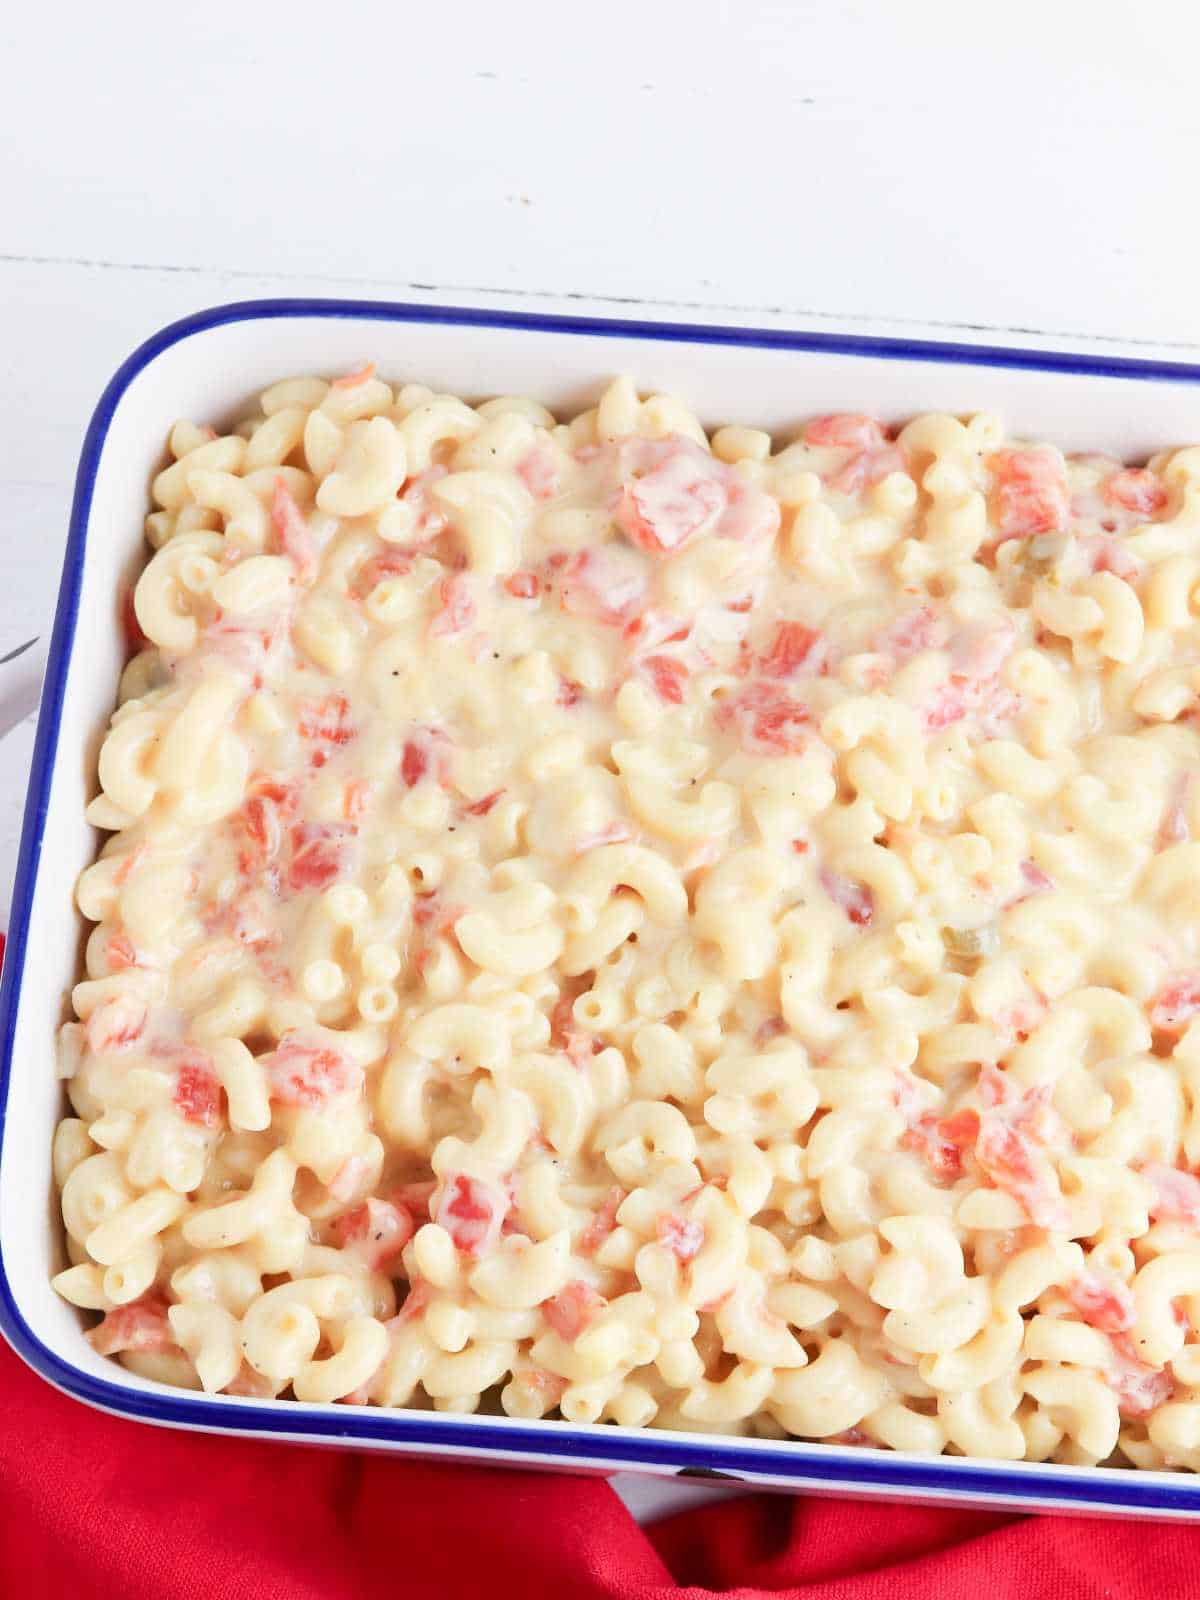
(55, 373, 1200, 1468)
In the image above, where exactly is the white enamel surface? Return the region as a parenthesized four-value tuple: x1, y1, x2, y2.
(8, 308, 1200, 1518)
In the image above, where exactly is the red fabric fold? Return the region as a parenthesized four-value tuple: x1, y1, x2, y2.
(0, 1337, 1195, 1599)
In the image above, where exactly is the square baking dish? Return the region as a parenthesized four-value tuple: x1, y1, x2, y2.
(5, 297, 1200, 1518)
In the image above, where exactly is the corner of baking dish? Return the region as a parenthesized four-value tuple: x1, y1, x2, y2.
(5, 299, 1200, 1514)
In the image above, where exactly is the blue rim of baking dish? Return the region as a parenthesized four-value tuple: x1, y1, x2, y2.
(5, 296, 1200, 1513)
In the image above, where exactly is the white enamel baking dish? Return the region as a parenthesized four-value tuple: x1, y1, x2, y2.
(5, 298, 1200, 1518)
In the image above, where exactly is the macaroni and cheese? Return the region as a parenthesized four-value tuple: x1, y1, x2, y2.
(52, 368, 1200, 1468)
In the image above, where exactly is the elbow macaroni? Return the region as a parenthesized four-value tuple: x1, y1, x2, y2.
(53, 372, 1200, 1469)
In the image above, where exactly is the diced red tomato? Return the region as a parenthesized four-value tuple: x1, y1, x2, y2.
(120, 584, 149, 654)
(760, 622, 825, 679)
(1068, 1272, 1136, 1333)
(287, 821, 356, 891)
(203, 890, 279, 952)
(549, 978, 602, 1067)
(975, 1066, 1067, 1145)
(463, 789, 504, 817)
(413, 889, 441, 939)
(250, 775, 300, 808)
(578, 1186, 625, 1256)
(1089, 537, 1142, 583)
(624, 605, 692, 645)
(641, 654, 689, 704)
(938, 1108, 983, 1149)
(975, 1117, 1038, 1183)
(714, 474, 780, 543)
(948, 618, 1017, 681)
(263, 1033, 363, 1108)
(715, 680, 810, 755)
(516, 444, 560, 501)
(106, 933, 139, 971)
(85, 995, 147, 1055)
(112, 846, 146, 889)
(1143, 1162, 1200, 1225)
(411, 894, 465, 978)
(543, 1279, 605, 1342)
(87, 1293, 174, 1356)
(978, 1063, 1012, 1108)
(923, 677, 974, 732)
(501, 1179, 535, 1238)
(331, 1198, 415, 1268)
(399, 725, 450, 788)
(805, 416, 905, 495)
(298, 693, 356, 746)
(975, 1116, 1067, 1230)
(224, 1363, 280, 1398)
(900, 1112, 970, 1182)
(395, 467, 449, 544)
(355, 546, 415, 596)
(390, 1180, 437, 1222)
(988, 448, 1070, 543)
(434, 1173, 509, 1256)
(1107, 1335, 1175, 1418)
(820, 868, 874, 928)
(557, 678, 584, 708)
(412, 893, 463, 935)
(1019, 860, 1054, 895)
(331, 361, 376, 389)
(203, 610, 292, 685)
(504, 572, 541, 600)
(874, 605, 942, 665)
(571, 820, 634, 858)
(173, 1055, 222, 1128)
(895, 617, 1015, 731)
(271, 476, 317, 582)
(924, 672, 1018, 734)
(1148, 975, 1200, 1033)
(615, 441, 725, 555)
(806, 414, 888, 452)
(390, 1277, 433, 1325)
(612, 432, 777, 546)
(1103, 468, 1168, 519)
(656, 1212, 705, 1263)
(886, 1100, 975, 1195)
(429, 574, 476, 638)
(1009, 1083, 1069, 1148)
(558, 546, 647, 626)
(828, 444, 907, 496)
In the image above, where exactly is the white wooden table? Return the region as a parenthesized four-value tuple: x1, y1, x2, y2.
(2, 0, 1197, 1522)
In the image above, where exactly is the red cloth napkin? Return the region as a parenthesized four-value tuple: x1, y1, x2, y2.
(0, 1335, 1192, 1600)
(2, 935, 1194, 1597)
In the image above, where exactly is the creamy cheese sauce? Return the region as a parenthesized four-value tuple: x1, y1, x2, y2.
(50, 370, 1200, 1465)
